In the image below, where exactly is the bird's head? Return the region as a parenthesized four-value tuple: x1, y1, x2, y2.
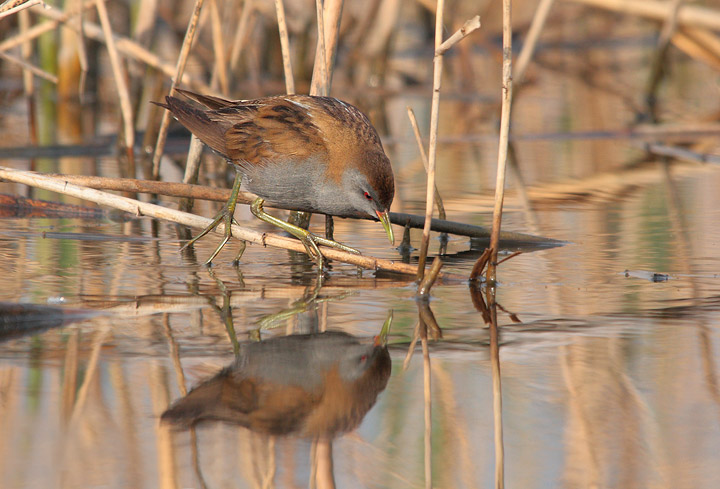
(342, 150, 395, 245)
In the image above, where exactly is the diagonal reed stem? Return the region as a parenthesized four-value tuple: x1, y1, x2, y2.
(407, 107, 446, 220)
(152, 0, 206, 180)
(0, 166, 444, 277)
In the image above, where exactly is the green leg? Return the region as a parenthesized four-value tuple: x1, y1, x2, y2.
(181, 171, 244, 265)
(250, 198, 360, 269)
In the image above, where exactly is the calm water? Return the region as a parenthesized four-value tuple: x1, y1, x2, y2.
(2, 152, 719, 488)
(3, 7, 720, 488)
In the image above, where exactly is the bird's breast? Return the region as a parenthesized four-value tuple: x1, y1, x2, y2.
(242, 157, 355, 216)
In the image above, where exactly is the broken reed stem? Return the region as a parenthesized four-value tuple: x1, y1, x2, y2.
(407, 107, 446, 220)
(417, 257, 443, 297)
(151, 0, 206, 180)
(416, 0, 446, 281)
(0, 51, 58, 83)
(486, 0, 513, 284)
(417, 302, 441, 340)
(514, 0, 555, 85)
(94, 0, 135, 168)
(274, 0, 295, 94)
(469, 247, 492, 282)
(0, 166, 431, 277)
(435, 15, 481, 55)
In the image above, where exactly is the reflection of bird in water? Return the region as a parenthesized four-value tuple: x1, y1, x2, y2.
(161, 331, 391, 438)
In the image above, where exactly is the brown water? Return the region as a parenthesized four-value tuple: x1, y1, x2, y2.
(3, 6, 720, 489)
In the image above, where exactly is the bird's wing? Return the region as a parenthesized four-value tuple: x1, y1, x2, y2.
(160, 93, 331, 170)
(222, 96, 328, 168)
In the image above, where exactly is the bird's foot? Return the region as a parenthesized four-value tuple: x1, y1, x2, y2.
(250, 198, 360, 269)
(181, 172, 244, 265)
(180, 206, 240, 265)
(297, 231, 361, 269)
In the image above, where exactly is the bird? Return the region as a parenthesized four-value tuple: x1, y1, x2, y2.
(155, 89, 395, 268)
(160, 330, 391, 437)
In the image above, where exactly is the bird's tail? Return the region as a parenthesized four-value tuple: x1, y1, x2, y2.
(151, 96, 230, 158)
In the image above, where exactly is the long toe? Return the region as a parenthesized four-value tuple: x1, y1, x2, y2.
(313, 235, 361, 255)
(300, 234, 325, 269)
(180, 212, 225, 252)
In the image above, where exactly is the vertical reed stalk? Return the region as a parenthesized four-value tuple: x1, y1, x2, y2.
(487, 288, 505, 489)
(310, 0, 344, 96)
(74, 0, 88, 101)
(313, 0, 329, 96)
(274, 0, 295, 94)
(95, 0, 135, 170)
(486, 0, 513, 283)
(209, 0, 229, 94)
(152, 0, 206, 180)
(420, 319, 432, 489)
(229, 0, 253, 74)
(305, 0, 344, 236)
(416, 15, 480, 279)
(314, 439, 335, 489)
(179, 136, 204, 212)
(18, 9, 37, 145)
(416, 0, 445, 280)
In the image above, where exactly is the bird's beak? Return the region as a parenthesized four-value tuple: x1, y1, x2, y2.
(374, 310, 393, 347)
(376, 209, 394, 246)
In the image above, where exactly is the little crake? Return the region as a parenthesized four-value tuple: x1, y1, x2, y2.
(157, 89, 395, 268)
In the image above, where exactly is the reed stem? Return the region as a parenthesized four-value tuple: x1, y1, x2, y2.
(151, 0, 206, 180)
(486, 0, 513, 284)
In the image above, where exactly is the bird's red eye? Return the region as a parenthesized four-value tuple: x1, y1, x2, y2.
(360, 354, 368, 363)
(364, 192, 373, 200)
